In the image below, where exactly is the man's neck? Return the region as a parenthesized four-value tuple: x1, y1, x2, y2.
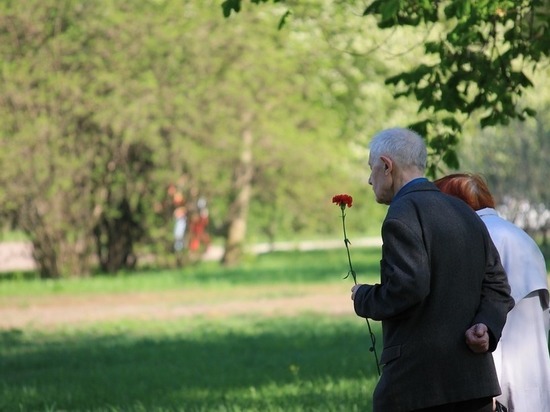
(392, 169, 424, 197)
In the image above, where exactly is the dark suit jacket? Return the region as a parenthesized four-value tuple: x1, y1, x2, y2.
(354, 181, 514, 411)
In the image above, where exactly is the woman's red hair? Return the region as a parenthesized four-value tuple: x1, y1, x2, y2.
(434, 173, 495, 211)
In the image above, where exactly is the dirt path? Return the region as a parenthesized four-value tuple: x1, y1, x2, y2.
(0, 285, 354, 330)
(0, 239, 380, 330)
(0, 241, 35, 272)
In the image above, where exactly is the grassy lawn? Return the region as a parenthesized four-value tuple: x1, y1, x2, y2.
(1, 315, 380, 411)
(0, 248, 383, 412)
(0, 248, 382, 296)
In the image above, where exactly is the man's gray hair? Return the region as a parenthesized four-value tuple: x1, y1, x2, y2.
(369, 128, 427, 172)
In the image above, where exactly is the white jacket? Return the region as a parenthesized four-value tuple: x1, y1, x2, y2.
(477, 208, 550, 411)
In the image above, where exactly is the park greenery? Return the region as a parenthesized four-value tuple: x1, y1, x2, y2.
(224, 0, 550, 173)
(0, 248, 383, 411)
(1, 0, 549, 278)
(1, 245, 549, 410)
(1, 315, 380, 411)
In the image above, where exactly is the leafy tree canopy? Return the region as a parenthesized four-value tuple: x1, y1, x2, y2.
(222, 0, 550, 176)
(0, 0, 392, 275)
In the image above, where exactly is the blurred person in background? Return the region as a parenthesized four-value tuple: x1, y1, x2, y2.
(435, 173, 550, 412)
(171, 191, 188, 267)
(188, 197, 210, 255)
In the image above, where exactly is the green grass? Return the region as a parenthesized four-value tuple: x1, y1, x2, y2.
(0, 248, 383, 412)
(0, 316, 380, 411)
(0, 230, 29, 242)
(0, 248, 382, 297)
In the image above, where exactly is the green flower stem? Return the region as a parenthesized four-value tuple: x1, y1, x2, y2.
(340, 204, 380, 376)
(340, 207, 357, 284)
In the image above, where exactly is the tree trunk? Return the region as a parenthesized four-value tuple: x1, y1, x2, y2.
(31, 238, 60, 279)
(94, 198, 139, 273)
(18, 201, 61, 278)
(222, 115, 254, 266)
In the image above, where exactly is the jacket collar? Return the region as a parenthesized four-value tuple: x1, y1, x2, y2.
(392, 178, 430, 203)
(476, 207, 498, 217)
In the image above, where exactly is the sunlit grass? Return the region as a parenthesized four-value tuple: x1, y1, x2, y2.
(0, 247, 382, 297)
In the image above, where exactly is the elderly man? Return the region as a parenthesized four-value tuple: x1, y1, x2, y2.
(351, 128, 514, 412)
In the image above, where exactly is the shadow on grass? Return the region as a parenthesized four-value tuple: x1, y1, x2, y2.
(0, 316, 379, 411)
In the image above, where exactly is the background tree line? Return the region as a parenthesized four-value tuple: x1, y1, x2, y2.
(225, 0, 550, 174)
(0, 0, 548, 278)
(225, 0, 550, 245)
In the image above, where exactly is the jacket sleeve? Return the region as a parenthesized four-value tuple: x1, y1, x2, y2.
(354, 218, 430, 320)
(471, 236, 515, 351)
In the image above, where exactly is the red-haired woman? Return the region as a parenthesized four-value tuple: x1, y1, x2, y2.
(435, 173, 550, 412)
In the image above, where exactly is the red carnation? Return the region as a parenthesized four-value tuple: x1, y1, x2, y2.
(332, 192, 380, 375)
(332, 193, 356, 284)
(332, 194, 353, 209)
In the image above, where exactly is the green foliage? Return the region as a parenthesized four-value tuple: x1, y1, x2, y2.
(365, 0, 550, 173)
(223, 0, 550, 176)
(222, 0, 284, 17)
(1, 0, 387, 276)
(0, 0, 171, 276)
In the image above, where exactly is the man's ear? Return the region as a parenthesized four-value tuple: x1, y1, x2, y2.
(380, 156, 392, 175)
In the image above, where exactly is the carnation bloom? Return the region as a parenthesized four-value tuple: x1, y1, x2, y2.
(332, 194, 353, 209)
(332, 194, 355, 283)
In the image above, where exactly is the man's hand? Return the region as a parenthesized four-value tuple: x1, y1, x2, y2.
(465, 323, 490, 353)
(351, 284, 363, 301)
